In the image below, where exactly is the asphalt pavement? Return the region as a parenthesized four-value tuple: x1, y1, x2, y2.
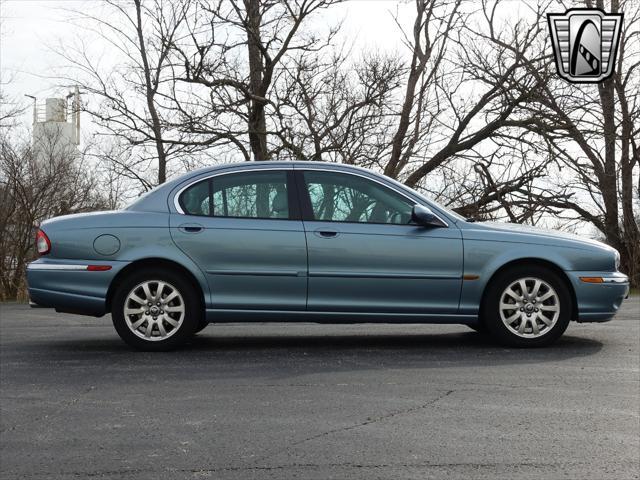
(1, 298, 639, 479)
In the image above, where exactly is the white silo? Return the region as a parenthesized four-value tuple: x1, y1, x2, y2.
(31, 87, 81, 160)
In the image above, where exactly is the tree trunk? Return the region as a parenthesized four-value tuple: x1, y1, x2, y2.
(384, 0, 426, 179)
(246, 0, 270, 161)
(597, 0, 638, 285)
(617, 94, 640, 284)
(612, 0, 640, 286)
(134, 0, 168, 183)
(597, 76, 621, 248)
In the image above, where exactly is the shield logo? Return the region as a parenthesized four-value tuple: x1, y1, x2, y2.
(547, 8, 623, 83)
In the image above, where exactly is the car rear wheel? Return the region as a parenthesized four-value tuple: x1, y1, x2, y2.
(482, 265, 571, 347)
(112, 268, 202, 350)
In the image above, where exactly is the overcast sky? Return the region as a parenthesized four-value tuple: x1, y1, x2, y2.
(0, 0, 537, 131)
(0, 0, 425, 130)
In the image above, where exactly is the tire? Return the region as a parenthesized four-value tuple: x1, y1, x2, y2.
(112, 267, 203, 351)
(467, 323, 487, 334)
(194, 320, 209, 334)
(481, 265, 572, 347)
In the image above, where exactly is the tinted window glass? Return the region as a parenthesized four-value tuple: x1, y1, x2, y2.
(302, 171, 412, 224)
(215, 171, 290, 219)
(179, 179, 210, 216)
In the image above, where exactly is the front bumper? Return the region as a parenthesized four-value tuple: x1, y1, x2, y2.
(27, 258, 128, 317)
(567, 271, 630, 322)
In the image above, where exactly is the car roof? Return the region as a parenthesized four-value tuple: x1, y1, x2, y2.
(182, 160, 373, 175)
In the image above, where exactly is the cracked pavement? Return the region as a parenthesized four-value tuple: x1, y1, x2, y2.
(1, 297, 639, 479)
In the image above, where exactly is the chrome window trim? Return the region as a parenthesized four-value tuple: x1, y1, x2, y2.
(27, 264, 89, 271)
(173, 165, 449, 227)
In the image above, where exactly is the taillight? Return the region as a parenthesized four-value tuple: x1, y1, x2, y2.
(35, 229, 51, 255)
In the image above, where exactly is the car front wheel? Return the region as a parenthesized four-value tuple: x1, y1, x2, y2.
(112, 268, 202, 351)
(482, 265, 572, 347)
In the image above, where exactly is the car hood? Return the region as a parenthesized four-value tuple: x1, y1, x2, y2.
(471, 221, 615, 252)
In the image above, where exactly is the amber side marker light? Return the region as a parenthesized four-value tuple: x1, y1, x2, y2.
(580, 277, 604, 283)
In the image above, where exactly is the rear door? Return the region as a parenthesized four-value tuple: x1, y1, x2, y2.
(296, 169, 463, 314)
(170, 168, 308, 311)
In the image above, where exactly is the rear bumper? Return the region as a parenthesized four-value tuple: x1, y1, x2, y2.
(567, 271, 630, 322)
(26, 258, 129, 317)
(28, 287, 107, 317)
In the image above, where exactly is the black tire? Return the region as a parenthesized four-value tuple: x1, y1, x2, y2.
(481, 265, 572, 347)
(194, 319, 209, 334)
(467, 322, 487, 334)
(112, 267, 203, 351)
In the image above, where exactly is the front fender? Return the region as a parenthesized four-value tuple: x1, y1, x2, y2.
(459, 240, 575, 315)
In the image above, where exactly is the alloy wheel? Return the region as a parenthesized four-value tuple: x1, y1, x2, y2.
(123, 280, 185, 341)
(498, 277, 560, 339)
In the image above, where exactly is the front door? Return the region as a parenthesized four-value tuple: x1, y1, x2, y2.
(297, 169, 463, 314)
(170, 169, 307, 311)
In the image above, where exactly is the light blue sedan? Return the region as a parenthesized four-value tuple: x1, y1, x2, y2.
(27, 162, 629, 350)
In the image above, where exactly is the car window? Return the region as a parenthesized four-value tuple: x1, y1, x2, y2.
(213, 171, 289, 219)
(178, 171, 290, 219)
(179, 179, 210, 216)
(302, 171, 413, 224)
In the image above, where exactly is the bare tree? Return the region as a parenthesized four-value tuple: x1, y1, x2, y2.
(438, 143, 570, 225)
(361, 0, 566, 225)
(60, 0, 192, 186)
(0, 78, 25, 129)
(272, 50, 404, 165)
(384, 0, 461, 179)
(172, 0, 342, 161)
(484, 0, 640, 284)
(0, 127, 107, 300)
(0, 18, 25, 130)
(395, 1, 552, 188)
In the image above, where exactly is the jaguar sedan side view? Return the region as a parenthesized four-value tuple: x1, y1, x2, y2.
(27, 162, 629, 350)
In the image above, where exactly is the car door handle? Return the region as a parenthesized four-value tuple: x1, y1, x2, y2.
(314, 230, 339, 238)
(178, 223, 204, 233)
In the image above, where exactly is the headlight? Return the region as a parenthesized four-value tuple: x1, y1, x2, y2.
(614, 249, 620, 270)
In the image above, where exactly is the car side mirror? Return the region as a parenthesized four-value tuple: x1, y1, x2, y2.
(411, 204, 447, 228)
